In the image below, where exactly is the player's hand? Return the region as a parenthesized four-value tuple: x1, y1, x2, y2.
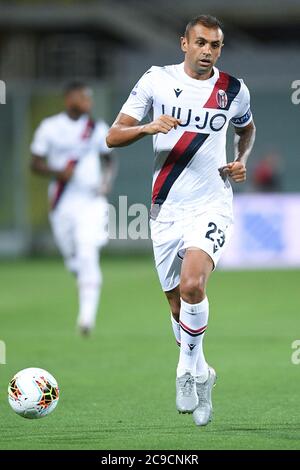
(57, 164, 74, 183)
(219, 161, 246, 183)
(143, 115, 181, 135)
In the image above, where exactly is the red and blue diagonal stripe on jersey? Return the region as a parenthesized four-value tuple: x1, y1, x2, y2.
(50, 159, 77, 211)
(81, 118, 95, 140)
(204, 71, 241, 110)
(152, 131, 209, 206)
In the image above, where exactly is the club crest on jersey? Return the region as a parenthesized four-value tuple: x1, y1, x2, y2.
(216, 89, 228, 109)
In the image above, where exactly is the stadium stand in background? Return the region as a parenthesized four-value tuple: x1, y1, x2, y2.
(0, 0, 299, 265)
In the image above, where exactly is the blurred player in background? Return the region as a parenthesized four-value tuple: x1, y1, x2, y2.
(107, 15, 255, 425)
(31, 81, 116, 335)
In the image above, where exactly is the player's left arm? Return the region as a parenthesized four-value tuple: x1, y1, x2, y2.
(97, 121, 118, 195)
(220, 80, 256, 183)
(227, 121, 256, 183)
(100, 151, 118, 196)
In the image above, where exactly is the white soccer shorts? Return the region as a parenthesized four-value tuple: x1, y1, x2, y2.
(49, 195, 109, 263)
(150, 212, 233, 292)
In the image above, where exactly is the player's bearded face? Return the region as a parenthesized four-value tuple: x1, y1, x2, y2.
(181, 25, 223, 76)
(65, 89, 93, 116)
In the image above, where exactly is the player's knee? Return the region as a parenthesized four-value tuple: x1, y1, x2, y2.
(79, 262, 101, 286)
(180, 276, 206, 303)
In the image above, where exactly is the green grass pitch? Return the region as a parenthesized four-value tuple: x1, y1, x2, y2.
(0, 257, 299, 450)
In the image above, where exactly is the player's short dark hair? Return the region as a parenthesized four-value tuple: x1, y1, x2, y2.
(63, 80, 89, 96)
(184, 14, 223, 39)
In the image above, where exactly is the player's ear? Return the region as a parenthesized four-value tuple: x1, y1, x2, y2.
(216, 42, 224, 60)
(181, 36, 188, 53)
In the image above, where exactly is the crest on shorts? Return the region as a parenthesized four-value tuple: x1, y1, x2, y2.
(216, 89, 228, 109)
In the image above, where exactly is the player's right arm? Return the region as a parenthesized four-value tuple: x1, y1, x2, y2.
(30, 155, 74, 183)
(106, 66, 180, 148)
(106, 113, 181, 148)
(30, 120, 74, 182)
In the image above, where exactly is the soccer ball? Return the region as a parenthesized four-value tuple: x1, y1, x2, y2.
(8, 367, 59, 419)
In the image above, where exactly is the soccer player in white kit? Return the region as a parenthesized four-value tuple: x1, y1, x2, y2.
(107, 15, 256, 426)
(31, 81, 116, 336)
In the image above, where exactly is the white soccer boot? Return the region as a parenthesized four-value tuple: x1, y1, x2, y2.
(192, 366, 217, 426)
(176, 372, 198, 414)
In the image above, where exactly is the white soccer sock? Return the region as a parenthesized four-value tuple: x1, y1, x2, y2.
(78, 282, 101, 329)
(77, 246, 102, 329)
(177, 297, 209, 377)
(170, 313, 181, 347)
(195, 300, 209, 382)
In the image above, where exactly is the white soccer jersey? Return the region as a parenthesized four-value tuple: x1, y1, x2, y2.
(30, 112, 111, 210)
(121, 62, 253, 221)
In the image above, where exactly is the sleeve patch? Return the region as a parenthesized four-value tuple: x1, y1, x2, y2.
(231, 108, 252, 126)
